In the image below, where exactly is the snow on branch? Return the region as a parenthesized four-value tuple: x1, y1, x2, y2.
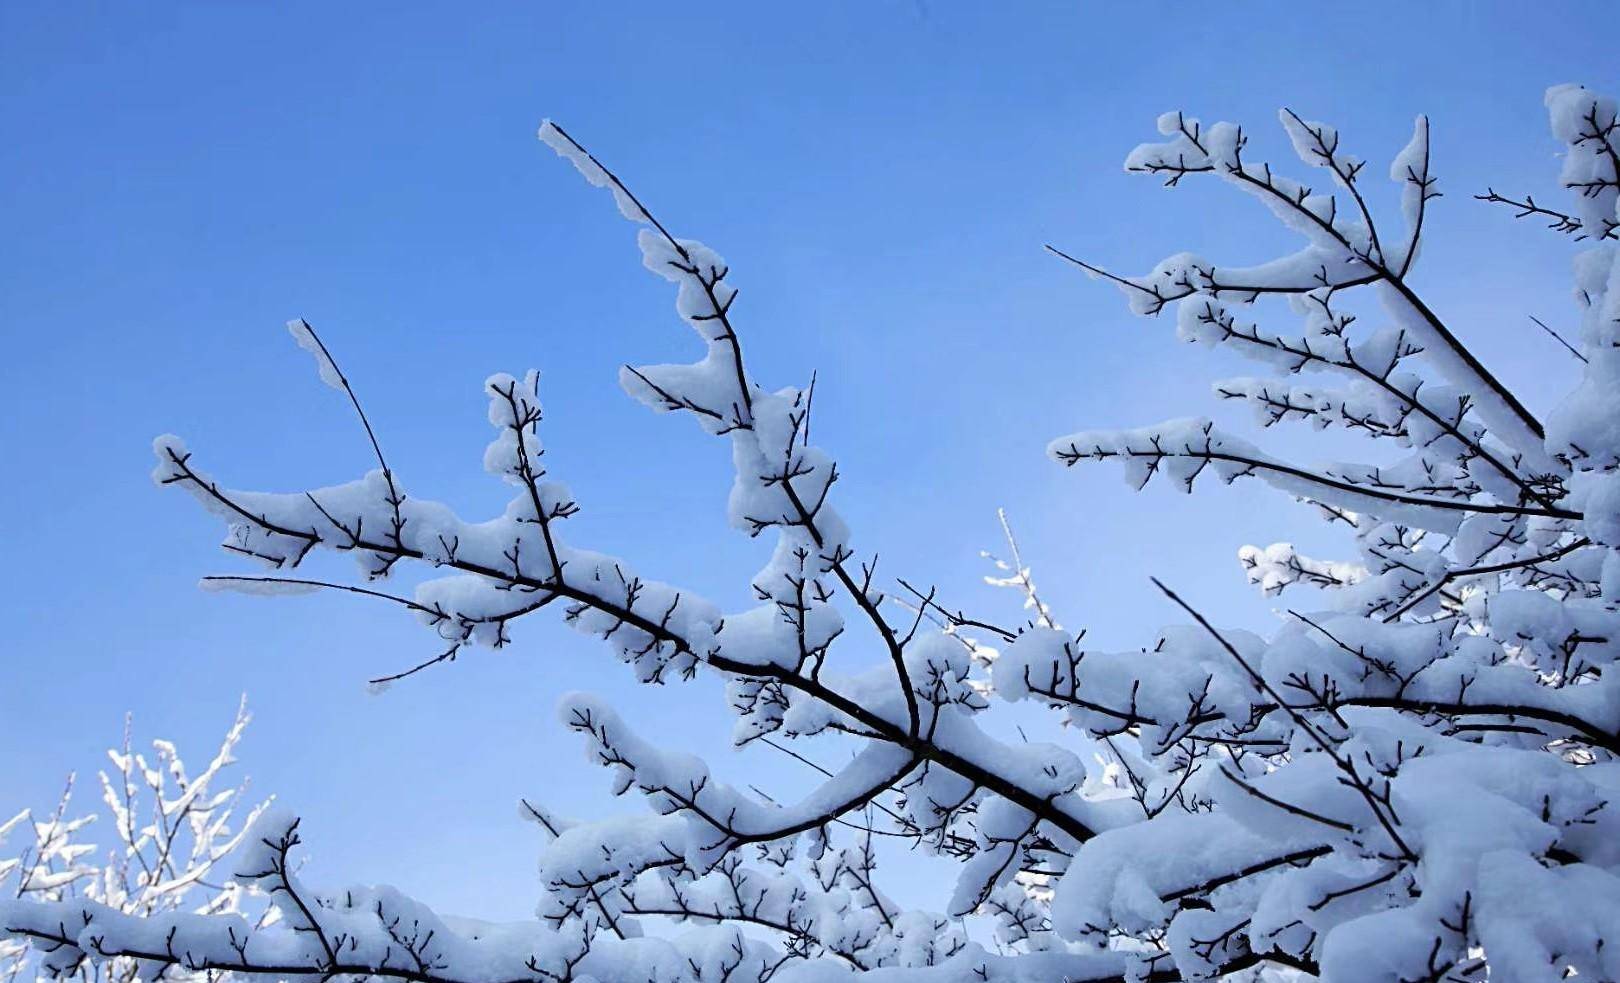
(1030, 84, 1620, 981)
(10, 83, 1620, 983)
(1, 702, 273, 982)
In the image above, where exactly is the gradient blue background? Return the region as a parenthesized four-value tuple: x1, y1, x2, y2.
(2, 1, 1610, 919)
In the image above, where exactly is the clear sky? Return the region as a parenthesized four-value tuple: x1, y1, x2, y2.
(2, 1, 1612, 920)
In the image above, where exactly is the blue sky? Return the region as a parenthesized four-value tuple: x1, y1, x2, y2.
(2, 2, 1611, 919)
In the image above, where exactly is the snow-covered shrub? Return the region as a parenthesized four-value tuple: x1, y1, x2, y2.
(1, 701, 272, 982)
(4, 85, 1617, 981)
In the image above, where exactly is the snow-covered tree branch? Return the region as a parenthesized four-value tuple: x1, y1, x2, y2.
(6, 82, 1619, 982)
(1, 701, 273, 982)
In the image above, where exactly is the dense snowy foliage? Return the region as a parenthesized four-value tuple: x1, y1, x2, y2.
(1, 703, 272, 982)
(5, 84, 1619, 981)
